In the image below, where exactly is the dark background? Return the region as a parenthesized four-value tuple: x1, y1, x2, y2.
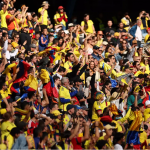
(13, 0, 149, 28)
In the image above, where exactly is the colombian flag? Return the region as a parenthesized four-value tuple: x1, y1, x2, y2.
(24, 75, 38, 92)
(126, 111, 143, 146)
(11, 60, 31, 93)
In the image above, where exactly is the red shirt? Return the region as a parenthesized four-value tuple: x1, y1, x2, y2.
(71, 137, 82, 150)
(27, 119, 38, 134)
(6, 14, 15, 31)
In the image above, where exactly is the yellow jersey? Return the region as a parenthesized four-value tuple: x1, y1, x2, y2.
(54, 13, 68, 27)
(81, 20, 94, 33)
(0, 10, 8, 28)
(38, 7, 48, 26)
(64, 61, 73, 73)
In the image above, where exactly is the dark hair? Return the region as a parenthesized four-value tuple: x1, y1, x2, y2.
(53, 75, 60, 82)
(21, 101, 29, 110)
(35, 31, 40, 35)
(66, 53, 73, 59)
(1, 3, 6, 8)
(30, 110, 35, 118)
(84, 14, 89, 30)
(28, 67, 34, 74)
(138, 103, 144, 108)
(33, 127, 43, 137)
(30, 54, 36, 60)
(53, 38, 59, 45)
(58, 66, 66, 72)
(40, 132, 48, 142)
(32, 14, 38, 18)
(105, 45, 111, 52)
(104, 58, 110, 63)
(3, 112, 12, 121)
(133, 61, 138, 66)
(0, 80, 5, 90)
(50, 103, 58, 110)
(28, 91, 35, 99)
(2, 32, 8, 37)
(10, 127, 20, 137)
(96, 140, 107, 149)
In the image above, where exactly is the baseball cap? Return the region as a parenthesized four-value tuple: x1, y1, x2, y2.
(132, 39, 137, 44)
(34, 109, 39, 115)
(48, 28, 54, 32)
(67, 104, 75, 111)
(103, 41, 108, 46)
(51, 110, 62, 116)
(145, 100, 150, 106)
(68, 23, 74, 27)
(105, 124, 116, 130)
(64, 30, 69, 34)
(58, 6, 64, 9)
(99, 83, 104, 86)
(114, 32, 120, 37)
(30, 44, 37, 48)
(93, 45, 100, 50)
(41, 1, 50, 6)
(11, 42, 19, 48)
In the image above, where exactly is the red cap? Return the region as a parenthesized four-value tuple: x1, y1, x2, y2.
(99, 83, 104, 86)
(58, 6, 64, 9)
(147, 28, 150, 31)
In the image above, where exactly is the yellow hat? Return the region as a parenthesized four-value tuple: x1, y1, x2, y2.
(114, 32, 120, 37)
(51, 110, 62, 116)
(11, 42, 19, 48)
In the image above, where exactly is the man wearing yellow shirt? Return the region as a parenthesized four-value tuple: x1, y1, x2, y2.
(38, 1, 49, 30)
(0, 2, 9, 30)
(92, 92, 109, 120)
(64, 53, 74, 73)
(58, 77, 77, 111)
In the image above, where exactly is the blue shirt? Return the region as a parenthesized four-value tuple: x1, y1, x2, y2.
(39, 34, 49, 51)
(34, 137, 40, 149)
(91, 53, 101, 61)
(11, 135, 28, 150)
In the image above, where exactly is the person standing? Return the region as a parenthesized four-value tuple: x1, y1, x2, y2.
(54, 6, 68, 30)
(0, 2, 9, 31)
(38, 1, 49, 31)
(19, 25, 31, 53)
(6, 7, 19, 37)
(129, 20, 142, 48)
(137, 11, 150, 37)
(121, 12, 132, 32)
(81, 14, 95, 34)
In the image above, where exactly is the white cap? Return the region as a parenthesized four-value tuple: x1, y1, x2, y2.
(103, 41, 108, 45)
(145, 100, 150, 106)
(64, 30, 69, 34)
(68, 23, 74, 27)
(34, 109, 39, 115)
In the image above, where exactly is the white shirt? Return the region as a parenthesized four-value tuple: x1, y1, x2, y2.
(135, 26, 142, 41)
(114, 144, 123, 150)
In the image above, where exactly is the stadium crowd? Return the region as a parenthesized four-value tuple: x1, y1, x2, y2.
(1, 0, 150, 149)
